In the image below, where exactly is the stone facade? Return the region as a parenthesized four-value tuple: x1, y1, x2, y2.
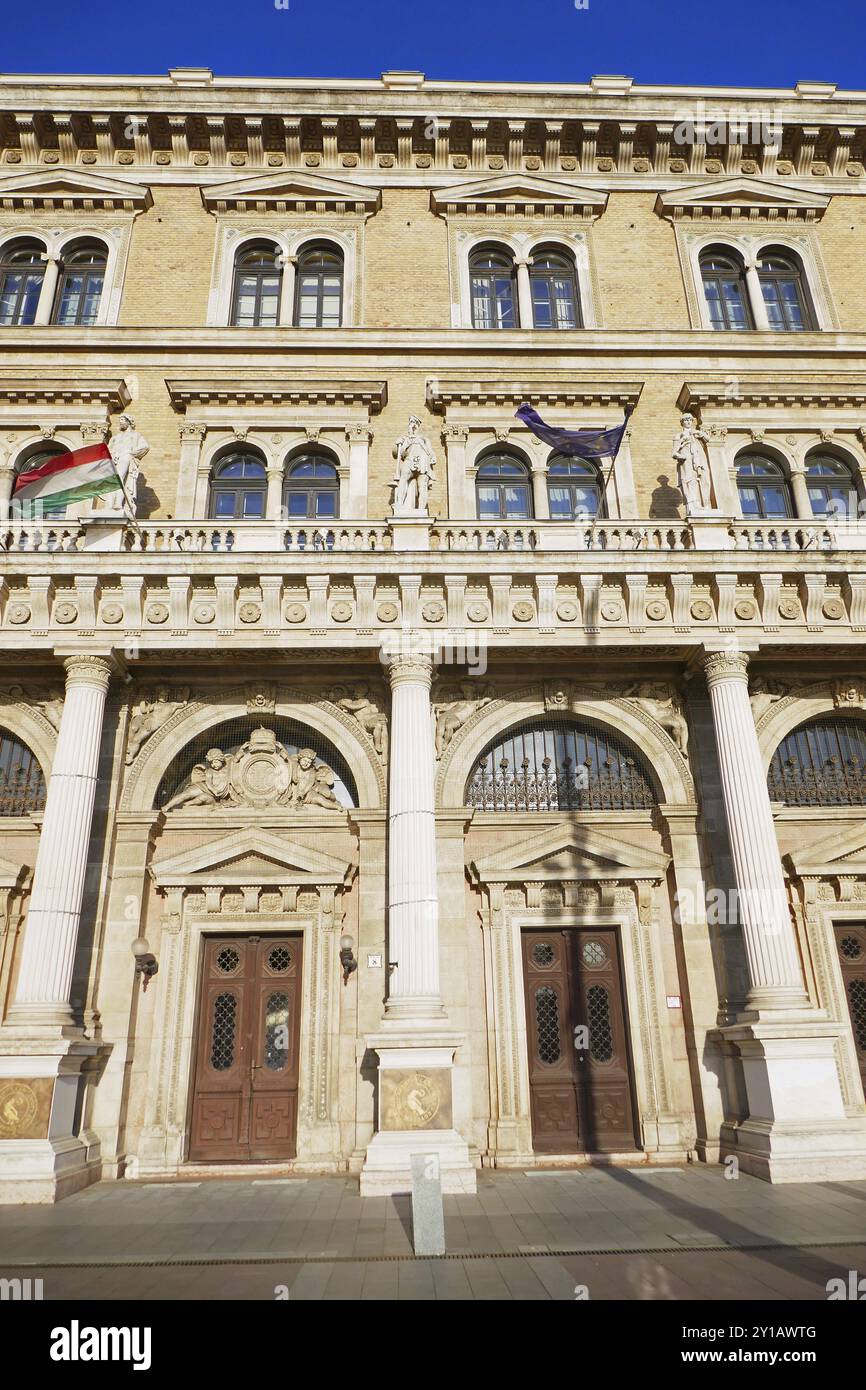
(2, 69, 866, 1199)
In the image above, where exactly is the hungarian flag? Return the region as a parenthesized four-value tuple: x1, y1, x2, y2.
(12, 442, 120, 511)
(515, 402, 631, 461)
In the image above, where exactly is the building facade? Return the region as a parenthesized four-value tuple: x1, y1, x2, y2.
(1, 68, 866, 1200)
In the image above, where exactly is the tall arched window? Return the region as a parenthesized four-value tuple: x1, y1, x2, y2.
(469, 246, 517, 329)
(758, 250, 813, 332)
(53, 241, 107, 326)
(13, 441, 71, 519)
(768, 716, 866, 806)
(0, 240, 45, 326)
(475, 452, 532, 520)
(805, 452, 859, 518)
(284, 451, 340, 519)
(294, 243, 343, 328)
(700, 248, 752, 330)
(231, 242, 282, 327)
(736, 453, 793, 519)
(208, 449, 268, 519)
(465, 717, 657, 811)
(530, 247, 581, 330)
(0, 729, 46, 815)
(547, 454, 604, 520)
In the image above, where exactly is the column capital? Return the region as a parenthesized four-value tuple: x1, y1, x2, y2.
(384, 652, 434, 688)
(62, 653, 115, 691)
(703, 649, 749, 687)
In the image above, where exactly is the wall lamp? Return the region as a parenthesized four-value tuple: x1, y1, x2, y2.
(340, 933, 358, 985)
(132, 936, 159, 991)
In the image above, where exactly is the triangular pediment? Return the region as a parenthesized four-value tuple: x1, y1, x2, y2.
(0, 167, 151, 211)
(201, 170, 379, 214)
(432, 174, 607, 217)
(151, 829, 353, 887)
(786, 822, 866, 877)
(656, 177, 829, 221)
(471, 823, 669, 884)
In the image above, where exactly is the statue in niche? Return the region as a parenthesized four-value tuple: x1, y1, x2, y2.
(106, 414, 149, 515)
(330, 682, 388, 756)
(391, 415, 436, 515)
(434, 680, 494, 759)
(622, 680, 690, 756)
(672, 412, 713, 515)
(126, 686, 190, 764)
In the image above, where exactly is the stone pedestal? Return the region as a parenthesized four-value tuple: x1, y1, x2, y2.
(0, 1039, 101, 1203)
(388, 515, 432, 551)
(705, 649, 866, 1181)
(80, 517, 127, 551)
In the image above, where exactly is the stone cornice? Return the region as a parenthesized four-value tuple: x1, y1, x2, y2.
(655, 176, 830, 222)
(681, 377, 866, 410)
(0, 166, 152, 211)
(0, 377, 131, 409)
(200, 169, 380, 215)
(165, 376, 388, 412)
(431, 174, 607, 218)
(427, 376, 643, 411)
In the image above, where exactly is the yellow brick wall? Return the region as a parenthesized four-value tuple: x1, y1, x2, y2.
(594, 193, 690, 330)
(815, 195, 866, 332)
(119, 186, 215, 328)
(364, 188, 451, 328)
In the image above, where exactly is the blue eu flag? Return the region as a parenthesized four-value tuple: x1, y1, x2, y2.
(515, 402, 631, 460)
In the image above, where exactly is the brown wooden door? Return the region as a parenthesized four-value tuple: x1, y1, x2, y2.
(189, 935, 302, 1162)
(522, 928, 638, 1154)
(836, 923, 866, 1095)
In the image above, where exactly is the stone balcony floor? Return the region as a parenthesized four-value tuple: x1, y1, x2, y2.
(1, 1165, 865, 1300)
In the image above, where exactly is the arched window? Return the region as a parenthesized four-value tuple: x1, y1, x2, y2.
(0, 729, 46, 815)
(700, 248, 752, 330)
(12, 441, 71, 519)
(284, 451, 340, 519)
(208, 449, 267, 520)
(758, 250, 814, 332)
(530, 247, 581, 330)
(469, 246, 517, 329)
(768, 716, 866, 806)
(155, 716, 357, 810)
(465, 717, 657, 811)
(0, 240, 45, 326)
(294, 243, 343, 328)
(475, 452, 532, 520)
(53, 241, 107, 326)
(736, 453, 793, 519)
(231, 242, 282, 327)
(805, 452, 859, 518)
(547, 454, 604, 520)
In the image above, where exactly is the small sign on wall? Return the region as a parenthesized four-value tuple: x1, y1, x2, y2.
(666, 995, 682, 1009)
(367, 953, 383, 969)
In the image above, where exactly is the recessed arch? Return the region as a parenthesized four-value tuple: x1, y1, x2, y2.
(767, 711, 866, 806)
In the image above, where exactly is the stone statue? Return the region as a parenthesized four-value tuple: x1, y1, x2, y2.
(672, 412, 713, 515)
(331, 682, 387, 756)
(434, 680, 493, 759)
(391, 415, 436, 515)
(126, 686, 190, 765)
(107, 414, 149, 515)
(623, 680, 689, 755)
(163, 749, 233, 811)
(162, 726, 343, 811)
(38, 686, 65, 733)
(749, 676, 792, 721)
(832, 679, 866, 710)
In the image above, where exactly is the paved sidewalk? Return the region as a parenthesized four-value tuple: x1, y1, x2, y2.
(2, 1166, 865, 1300)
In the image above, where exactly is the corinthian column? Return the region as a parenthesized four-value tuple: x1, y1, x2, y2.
(703, 650, 809, 1015)
(9, 653, 113, 1028)
(384, 652, 443, 1019)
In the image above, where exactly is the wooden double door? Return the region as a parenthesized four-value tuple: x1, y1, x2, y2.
(522, 927, 638, 1154)
(836, 923, 866, 1095)
(189, 934, 303, 1162)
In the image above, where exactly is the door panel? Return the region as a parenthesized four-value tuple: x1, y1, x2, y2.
(835, 923, 866, 1095)
(522, 927, 638, 1154)
(189, 935, 302, 1162)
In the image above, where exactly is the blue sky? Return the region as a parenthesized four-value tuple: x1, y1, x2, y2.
(4, 0, 865, 88)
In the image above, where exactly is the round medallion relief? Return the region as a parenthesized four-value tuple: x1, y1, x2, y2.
(284, 602, 306, 624)
(238, 602, 261, 624)
(0, 1081, 38, 1138)
(54, 602, 78, 625)
(779, 598, 800, 620)
(330, 601, 353, 623)
(100, 603, 124, 625)
(690, 599, 713, 621)
(7, 603, 30, 625)
(466, 601, 488, 623)
(422, 600, 446, 623)
(377, 602, 399, 623)
(735, 599, 757, 621)
(556, 601, 579, 622)
(601, 601, 624, 622)
(193, 603, 216, 624)
(145, 602, 169, 624)
(512, 601, 535, 623)
(823, 597, 846, 620)
(646, 600, 667, 621)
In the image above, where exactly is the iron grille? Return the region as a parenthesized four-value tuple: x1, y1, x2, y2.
(0, 729, 46, 816)
(465, 717, 656, 811)
(767, 717, 866, 806)
(155, 715, 357, 809)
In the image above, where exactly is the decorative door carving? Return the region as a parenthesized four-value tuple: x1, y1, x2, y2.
(836, 923, 866, 1094)
(189, 934, 302, 1162)
(522, 927, 638, 1153)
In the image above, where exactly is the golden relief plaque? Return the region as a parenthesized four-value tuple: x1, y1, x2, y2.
(0, 1079, 53, 1139)
(380, 1069, 453, 1131)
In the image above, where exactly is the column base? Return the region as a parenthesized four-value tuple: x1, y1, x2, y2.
(720, 1014, 866, 1183)
(360, 1129, 476, 1195)
(0, 1037, 101, 1204)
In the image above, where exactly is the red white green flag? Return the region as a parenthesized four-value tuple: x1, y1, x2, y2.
(12, 442, 120, 511)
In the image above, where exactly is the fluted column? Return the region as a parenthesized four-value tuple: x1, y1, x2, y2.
(384, 653, 443, 1018)
(704, 650, 809, 1014)
(514, 258, 534, 329)
(9, 654, 113, 1028)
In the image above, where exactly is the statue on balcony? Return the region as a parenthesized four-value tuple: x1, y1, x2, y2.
(391, 415, 436, 516)
(107, 414, 149, 516)
(672, 413, 713, 515)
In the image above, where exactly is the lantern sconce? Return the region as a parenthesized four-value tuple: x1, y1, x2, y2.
(132, 935, 159, 991)
(340, 933, 358, 985)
